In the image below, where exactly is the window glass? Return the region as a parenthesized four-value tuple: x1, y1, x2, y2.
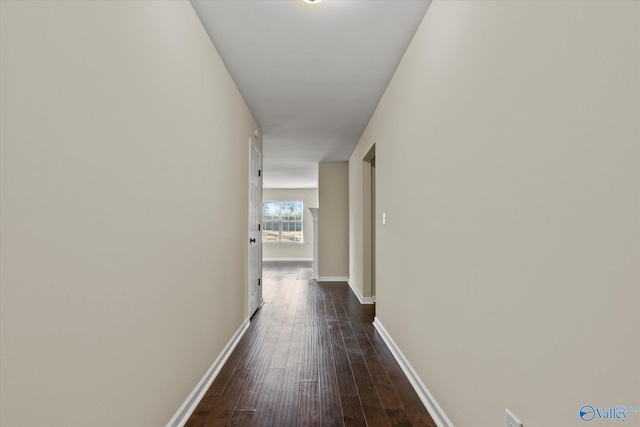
(262, 201, 303, 243)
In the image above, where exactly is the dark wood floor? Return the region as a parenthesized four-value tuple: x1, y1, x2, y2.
(186, 262, 436, 427)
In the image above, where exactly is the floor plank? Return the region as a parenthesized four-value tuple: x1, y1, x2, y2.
(340, 395, 367, 427)
(228, 411, 255, 427)
(186, 261, 436, 426)
(298, 381, 321, 427)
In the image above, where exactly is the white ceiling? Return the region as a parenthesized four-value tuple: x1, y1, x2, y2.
(190, 0, 431, 188)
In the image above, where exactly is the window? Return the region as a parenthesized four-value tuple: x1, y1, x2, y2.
(262, 201, 303, 243)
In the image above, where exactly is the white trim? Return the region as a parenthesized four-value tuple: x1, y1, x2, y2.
(166, 318, 250, 427)
(308, 208, 319, 280)
(317, 276, 349, 282)
(347, 279, 375, 305)
(373, 318, 454, 427)
(262, 257, 313, 262)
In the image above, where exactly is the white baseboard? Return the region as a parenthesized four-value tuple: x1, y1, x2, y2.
(263, 257, 313, 262)
(373, 318, 454, 427)
(347, 279, 375, 305)
(317, 276, 349, 282)
(166, 318, 250, 427)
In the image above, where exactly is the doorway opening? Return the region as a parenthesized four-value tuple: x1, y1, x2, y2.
(363, 144, 376, 301)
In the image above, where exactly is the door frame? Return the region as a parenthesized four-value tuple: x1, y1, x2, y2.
(248, 138, 263, 317)
(363, 144, 376, 300)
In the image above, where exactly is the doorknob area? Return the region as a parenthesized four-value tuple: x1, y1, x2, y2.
(250, 238, 256, 243)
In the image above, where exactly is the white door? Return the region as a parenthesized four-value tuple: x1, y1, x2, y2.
(248, 140, 263, 316)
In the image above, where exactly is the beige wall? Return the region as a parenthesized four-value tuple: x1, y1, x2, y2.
(0, 2, 260, 426)
(318, 162, 349, 278)
(350, 1, 640, 426)
(262, 188, 317, 261)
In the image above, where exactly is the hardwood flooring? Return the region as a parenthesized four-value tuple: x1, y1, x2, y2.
(186, 262, 436, 427)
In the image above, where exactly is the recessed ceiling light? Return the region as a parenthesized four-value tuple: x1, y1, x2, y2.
(303, 0, 322, 4)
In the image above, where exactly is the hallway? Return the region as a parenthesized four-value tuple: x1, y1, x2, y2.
(186, 262, 436, 427)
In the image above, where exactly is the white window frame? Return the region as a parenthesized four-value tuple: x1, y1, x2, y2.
(262, 201, 304, 244)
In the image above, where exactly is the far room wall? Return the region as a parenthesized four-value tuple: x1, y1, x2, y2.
(318, 162, 349, 278)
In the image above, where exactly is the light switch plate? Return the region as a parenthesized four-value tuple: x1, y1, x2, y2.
(505, 409, 523, 427)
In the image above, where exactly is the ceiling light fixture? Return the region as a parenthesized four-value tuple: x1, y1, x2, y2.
(303, 0, 322, 4)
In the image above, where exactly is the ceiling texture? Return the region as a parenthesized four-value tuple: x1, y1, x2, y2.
(191, 0, 431, 188)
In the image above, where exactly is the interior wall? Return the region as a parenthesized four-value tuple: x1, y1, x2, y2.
(0, 2, 260, 426)
(318, 162, 349, 278)
(262, 188, 317, 261)
(349, 1, 640, 426)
